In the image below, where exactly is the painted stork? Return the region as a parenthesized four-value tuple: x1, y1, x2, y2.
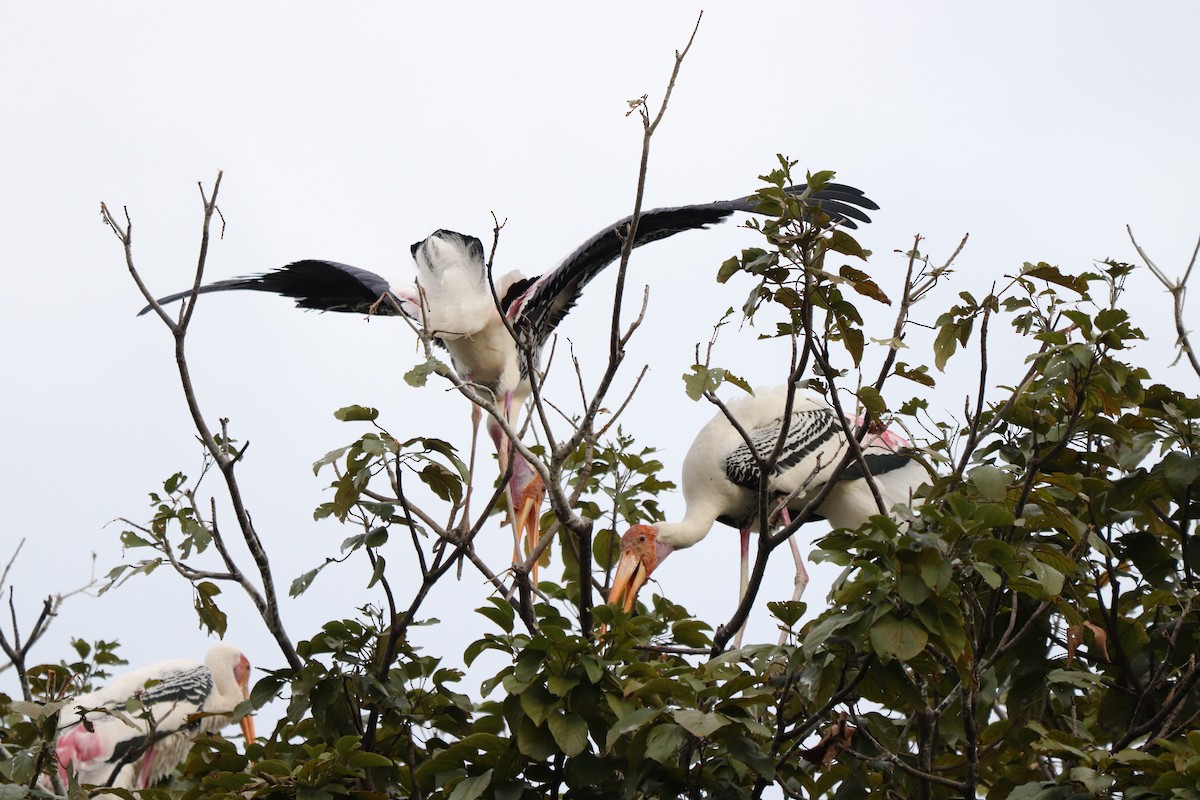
(607, 385, 924, 643)
(142, 185, 878, 573)
(51, 644, 255, 790)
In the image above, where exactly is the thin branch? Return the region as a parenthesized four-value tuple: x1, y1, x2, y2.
(955, 290, 993, 477)
(1115, 656, 1200, 751)
(1128, 225, 1200, 378)
(595, 363, 651, 440)
(105, 174, 300, 671)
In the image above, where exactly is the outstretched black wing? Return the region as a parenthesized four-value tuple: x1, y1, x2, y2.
(513, 182, 878, 339)
(139, 260, 401, 317)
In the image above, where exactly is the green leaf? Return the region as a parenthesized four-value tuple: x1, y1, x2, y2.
(802, 610, 862, 657)
(768, 600, 806, 628)
(252, 759, 291, 777)
(1160, 452, 1200, 493)
(1005, 782, 1061, 800)
(312, 445, 352, 475)
(347, 750, 393, 768)
(839, 264, 889, 303)
(547, 712, 589, 756)
(828, 232, 868, 261)
(722, 371, 754, 396)
(163, 472, 186, 493)
(447, 769, 493, 800)
(194, 581, 227, 637)
(291, 569, 320, 598)
(517, 717, 558, 760)
(333, 405, 379, 422)
(933, 324, 959, 372)
(644, 723, 685, 763)
(367, 554, 386, 589)
(9, 699, 67, 721)
(520, 683, 556, 726)
(249, 675, 285, 708)
(806, 169, 836, 189)
(897, 575, 931, 605)
(895, 362, 935, 388)
(1068, 767, 1113, 794)
(1021, 261, 1091, 295)
(972, 539, 1021, 578)
(1046, 669, 1103, 689)
(476, 599, 516, 634)
(1029, 558, 1065, 597)
(547, 674, 580, 697)
(581, 656, 604, 685)
(403, 357, 444, 388)
(869, 614, 928, 661)
(671, 619, 712, 648)
(683, 365, 724, 401)
(836, 315, 865, 366)
(970, 465, 1008, 502)
(419, 463, 464, 504)
(857, 386, 886, 416)
(973, 562, 1002, 588)
(606, 707, 661, 750)
(673, 709, 729, 738)
(717, 256, 741, 284)
(120, 531, 153, 549)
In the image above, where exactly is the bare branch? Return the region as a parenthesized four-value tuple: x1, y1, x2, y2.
(106, 174, 300, 671)
(1128, 225, 1200, 378)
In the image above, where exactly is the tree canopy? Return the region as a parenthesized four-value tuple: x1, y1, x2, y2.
(3, 39, 1200, 800)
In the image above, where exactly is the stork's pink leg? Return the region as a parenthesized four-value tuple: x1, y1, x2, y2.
(462, 400, 482, 524)
(136, 742, 157, 788)
(734, 527, 751, 648)
(488, 392, 546, 583)
(775, 506, 809, 603)
(787, 537, 810, 602)
(486, 396, 522, 567)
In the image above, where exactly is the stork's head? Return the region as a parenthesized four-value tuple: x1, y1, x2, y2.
(607, 525, 674, 613)
(208, 645, 256, 744)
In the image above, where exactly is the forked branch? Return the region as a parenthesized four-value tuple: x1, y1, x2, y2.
(1128, 225, 1200, 379)
(102, 176, 301, 672)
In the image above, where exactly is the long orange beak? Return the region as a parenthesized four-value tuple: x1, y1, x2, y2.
(239, 712, 256, 743)
(236, 668, 256, 744)
(607, 548, 650, 614)
(513, 473, 547, 583)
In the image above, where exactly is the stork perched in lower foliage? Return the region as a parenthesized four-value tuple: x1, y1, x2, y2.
(51, 644, 255, 790)
(608, 385, 924, 645)
(143, 184, 879, 578)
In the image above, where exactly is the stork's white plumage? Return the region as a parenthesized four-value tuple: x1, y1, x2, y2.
(52, 644, 255, 790)
(142, 185, 880, 576)
(406, 231, 549, 568)
(608, 386, 924, 640)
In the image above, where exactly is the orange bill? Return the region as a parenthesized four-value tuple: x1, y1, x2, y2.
(607, 548, 650, 614)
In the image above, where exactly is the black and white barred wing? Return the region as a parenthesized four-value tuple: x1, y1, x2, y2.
(723, 408, 848, 499)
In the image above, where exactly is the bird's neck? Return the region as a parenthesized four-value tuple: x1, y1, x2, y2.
(656, 502, 722, 550)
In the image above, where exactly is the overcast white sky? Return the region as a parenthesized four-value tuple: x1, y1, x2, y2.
(3, 1, 1199, 729)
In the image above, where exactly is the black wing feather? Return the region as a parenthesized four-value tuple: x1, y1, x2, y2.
(138, 260, 396, 317)
(841, 452, 915, 480)
(516, 182, 878, 340)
